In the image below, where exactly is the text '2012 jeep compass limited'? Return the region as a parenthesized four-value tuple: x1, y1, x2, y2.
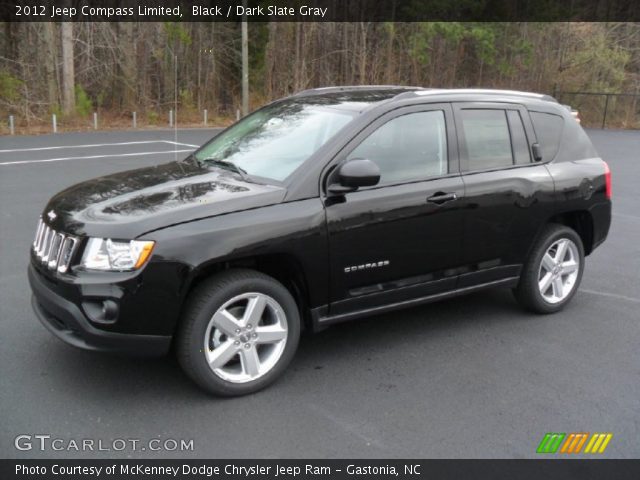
(29, 87, 612, 396)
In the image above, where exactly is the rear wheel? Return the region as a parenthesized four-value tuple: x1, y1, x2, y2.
(177, 269, 300, 396)
(514, 224, 585, 314)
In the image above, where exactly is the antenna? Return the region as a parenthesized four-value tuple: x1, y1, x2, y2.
(174, 54, 178, 161)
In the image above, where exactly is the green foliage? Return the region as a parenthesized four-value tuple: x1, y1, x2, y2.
(409, 22, 498, 66)
(179, 88, 195, 112)
(469, 24, 497, 65)
(74, 85, 92, 117)
(0, 70, 23, 104)
(563, 26, 630, 92)
(163, 23, 192, 46)
(147, 110, 159, 125)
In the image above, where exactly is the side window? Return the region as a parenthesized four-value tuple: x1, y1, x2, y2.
(347, 111, 447, 185)
(507, 110, 531, 164)
(459, 109, 513, 171)
(530, 111, 564, 162)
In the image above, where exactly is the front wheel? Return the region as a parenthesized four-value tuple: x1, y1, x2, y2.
(177, 269, 300, 396)
(514, 224, 585, 314)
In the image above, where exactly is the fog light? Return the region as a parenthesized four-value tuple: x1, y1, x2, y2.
(101, 300, 118, 320)
(82, 299, 119, 324)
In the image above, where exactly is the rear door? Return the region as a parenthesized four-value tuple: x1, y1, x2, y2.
(324, 104, 465, 316)
(452, 102, 555, 287)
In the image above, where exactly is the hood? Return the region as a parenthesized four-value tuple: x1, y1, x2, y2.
(42, 158, 287, 239)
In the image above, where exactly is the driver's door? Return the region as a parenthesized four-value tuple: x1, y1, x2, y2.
(324, 104, 465, 317)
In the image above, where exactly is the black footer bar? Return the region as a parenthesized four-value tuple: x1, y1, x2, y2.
(3, 459, 640, 480)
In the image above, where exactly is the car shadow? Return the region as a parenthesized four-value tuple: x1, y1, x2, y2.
(39, 287, 536, 401)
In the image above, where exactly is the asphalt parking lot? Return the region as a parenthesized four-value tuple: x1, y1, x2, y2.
(0, 128, 638, 459)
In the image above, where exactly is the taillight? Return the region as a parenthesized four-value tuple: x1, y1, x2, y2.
(603, 161, 612, 199)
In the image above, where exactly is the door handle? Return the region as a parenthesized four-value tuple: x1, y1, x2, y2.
(427, 192, 458, 205)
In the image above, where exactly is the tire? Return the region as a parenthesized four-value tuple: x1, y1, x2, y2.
(514, 224, 585, 314)
(177, 269, 301, 396)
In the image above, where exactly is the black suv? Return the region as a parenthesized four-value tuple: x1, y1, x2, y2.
(29, 87, 612, 396)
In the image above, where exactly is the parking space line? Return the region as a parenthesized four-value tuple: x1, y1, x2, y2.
(163, 140, 200, 148)
(0, 149, 196, 166)
(580, 288, 640, 304)
(0, 140, 199, 153)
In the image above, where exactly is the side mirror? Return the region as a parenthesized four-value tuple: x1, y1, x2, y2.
(328, 158, 380, 194)
(532, 143, 543, 162)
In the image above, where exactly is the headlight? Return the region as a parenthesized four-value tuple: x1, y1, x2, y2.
(81, 238, 155, 271)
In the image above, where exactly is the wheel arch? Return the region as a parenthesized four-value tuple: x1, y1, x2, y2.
(546, 210, 594, 255)
(523, 210, 594, 268)
(180, 253, 313, 333)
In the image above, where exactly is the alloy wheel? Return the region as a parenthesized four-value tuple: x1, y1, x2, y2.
(203, 292, 288, 383)
(537, 238, 581, 304)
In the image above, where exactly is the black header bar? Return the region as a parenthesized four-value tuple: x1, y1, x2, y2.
(1, 0, 639, 22)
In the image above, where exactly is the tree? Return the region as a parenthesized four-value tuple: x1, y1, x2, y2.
(61, 22, 75, 115)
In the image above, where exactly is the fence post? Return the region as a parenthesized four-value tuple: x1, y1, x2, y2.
(9, 115, 14, 135)
(93, 112, 98, 130)
(132, 111, 137, 129)
(602, 94, 610, 129)
(169, 109, 173, 127)
(52, 114, 57, 133)
(236, 109, 240, 121)
(203, 109, 207, 126)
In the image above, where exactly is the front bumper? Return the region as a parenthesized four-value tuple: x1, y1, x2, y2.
(28, 264, 171, 356)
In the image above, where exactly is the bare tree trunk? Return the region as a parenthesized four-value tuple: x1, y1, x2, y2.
(294, 22, 302, 91)
(43, 22, 58, 111)
(359, 22, 367, 83)
(61, 22, 75, 115)
(241, 14, 249, 115)
(196, 25, 202, 111)
(121, 22, 136, 109)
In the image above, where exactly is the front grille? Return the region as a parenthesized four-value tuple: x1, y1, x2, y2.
(33, 217, 79, 273)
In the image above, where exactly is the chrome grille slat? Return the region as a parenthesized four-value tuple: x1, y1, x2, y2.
(35, 221, 43, 252)
(57, 237, 78, 273)
(48, 233, 64, 269)
(36, 222, 47, 255)
(42, 227, 55, 263)
(32, 217, 78, 272)
(40, 226, 52, 260)
(33, 219, 44, 248)
(40, 225, 50, 256)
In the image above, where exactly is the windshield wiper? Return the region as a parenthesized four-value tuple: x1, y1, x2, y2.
(201, 158, 251, 182)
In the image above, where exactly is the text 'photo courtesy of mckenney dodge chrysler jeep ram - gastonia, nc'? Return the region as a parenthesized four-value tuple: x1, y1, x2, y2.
(28, 87, 611, 396)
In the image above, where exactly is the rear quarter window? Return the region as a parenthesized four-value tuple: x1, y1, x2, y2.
(530, 111, 564, 162)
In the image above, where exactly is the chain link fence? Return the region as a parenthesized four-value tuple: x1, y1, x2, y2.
(555, 91, 640, 129)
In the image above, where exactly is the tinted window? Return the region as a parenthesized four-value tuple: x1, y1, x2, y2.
(347, 111, 447, 185)
(530, 112, 564, 162)
(507, 110, 531, 164)
(460, 109, 512, 171)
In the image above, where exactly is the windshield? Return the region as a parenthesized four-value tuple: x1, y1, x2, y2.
(194, 101, 356, 181)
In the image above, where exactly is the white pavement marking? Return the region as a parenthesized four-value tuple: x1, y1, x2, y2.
(580, 288, 640, 304)
(163, 140, 201, 148)
(0, 149, 196, 166)
(0, 140, 200, 153)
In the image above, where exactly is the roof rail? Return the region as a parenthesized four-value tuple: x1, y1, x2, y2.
(293, 85, 424, 97)
(408, 88, 558, 103)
